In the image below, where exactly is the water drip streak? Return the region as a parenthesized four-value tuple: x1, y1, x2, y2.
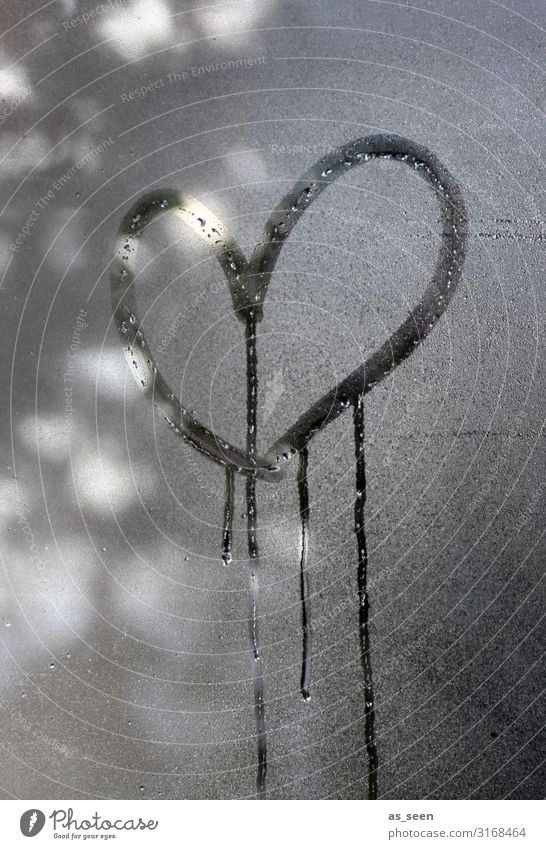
(222, 466, 234, 566)
(354, 395, 378, 800)
(297, 446, 312, 701)
(245, 312, 267, 799)
(248, 569, 266, 799)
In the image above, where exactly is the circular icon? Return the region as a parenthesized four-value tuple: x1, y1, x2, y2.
(20, 810, 46, 837)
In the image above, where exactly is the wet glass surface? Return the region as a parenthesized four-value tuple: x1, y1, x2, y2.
(0, 0, 544, 800)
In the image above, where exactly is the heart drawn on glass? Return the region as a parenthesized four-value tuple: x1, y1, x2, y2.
(110, 134, 467, 800)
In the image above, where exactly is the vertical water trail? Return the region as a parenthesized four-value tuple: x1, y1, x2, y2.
(354, 394, 378, 799)
(297, 446, 312, 701)
(248, 569, 266, 799)
(222, 466, 234, 566)
(245, 310, 267, 799)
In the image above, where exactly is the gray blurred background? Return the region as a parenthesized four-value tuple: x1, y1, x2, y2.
(0, 0, 544, 800)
